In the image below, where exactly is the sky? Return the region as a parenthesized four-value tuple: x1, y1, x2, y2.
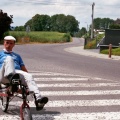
(0, 0, 120, 29)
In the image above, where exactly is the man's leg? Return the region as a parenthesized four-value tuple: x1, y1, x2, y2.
(15, 70, 48, 111)
(0, 56, 15, 83)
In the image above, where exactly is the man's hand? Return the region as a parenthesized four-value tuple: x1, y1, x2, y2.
(21, 66, 28, 72)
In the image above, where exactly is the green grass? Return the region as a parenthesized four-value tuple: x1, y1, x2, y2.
(101, 47, 120, 56)
(84, 33, 105, 49)
(8, 31, 71, 43)
(84, 39, 96, 49)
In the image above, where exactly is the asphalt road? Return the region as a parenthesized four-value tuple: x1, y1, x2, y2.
(13, 37, 120, 82)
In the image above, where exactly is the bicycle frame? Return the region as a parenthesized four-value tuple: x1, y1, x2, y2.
(0, 79, 33, 120)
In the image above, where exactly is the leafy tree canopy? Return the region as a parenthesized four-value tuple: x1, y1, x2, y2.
(109, 24, 120, 29)
(25, 14, 79, 36)
(93, 18, 114, 30)
(0, 10, 13, 40)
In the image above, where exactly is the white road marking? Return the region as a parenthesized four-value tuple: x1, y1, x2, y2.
(34, 77, 89, 81)
(37, 83, 120, 87)
(34, 77, 110, 81)
(1, 112, 120, 120)
(0, 116, 20, 120)
(30, 71, 115, 82)
(32, 112, 120, 120)
(7, 99, 120, 107)
(31, 72, 83, 76)
(30, 71, 85, 77)
(41, 90, 120, 96)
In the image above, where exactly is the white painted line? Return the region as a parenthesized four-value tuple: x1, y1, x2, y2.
(34, 77, 113, 82)
(37, 83, 120, 87)
(31, 72, 82, 76)
(8, 99, 120, 107)
(30, 71, 85, 77)
(34, 77, 90, 81)
(0, 116, 20, 120)
(41, 90, 120, 96)
(44, 99, 120, 107)
(1, 112, 120, 120)
(29, 71, 114, 82)
(32, 112, 120, 120)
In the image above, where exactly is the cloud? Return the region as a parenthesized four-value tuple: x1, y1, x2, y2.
(0, 0, 120, 28)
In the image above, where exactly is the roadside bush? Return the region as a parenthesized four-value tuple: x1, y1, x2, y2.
(63, 33, 71, 42)
(84, 33, 105, 49)
(101, 48, 120, 56)
(84, 39, 96, 49)
(8, 31, 71, 43)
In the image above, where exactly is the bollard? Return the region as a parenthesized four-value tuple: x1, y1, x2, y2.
(109, 44, 112, 58)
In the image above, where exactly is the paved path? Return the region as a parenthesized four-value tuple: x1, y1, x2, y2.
(1, 71, 120, 119)
(65, 46, 120, 60)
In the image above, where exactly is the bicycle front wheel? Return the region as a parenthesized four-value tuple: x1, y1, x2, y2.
(0, 96, 9, 112)
(22, 107, 33, 120)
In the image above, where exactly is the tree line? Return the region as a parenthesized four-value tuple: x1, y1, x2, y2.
(75, 18, 120, 38)
(23, 14, 79, 36)
(0, 9, 120, 41)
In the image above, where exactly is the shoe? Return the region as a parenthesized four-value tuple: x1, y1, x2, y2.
(35, 97, 48, 111)
(6, 73, 14, 81)
(7, 73, 20, 81)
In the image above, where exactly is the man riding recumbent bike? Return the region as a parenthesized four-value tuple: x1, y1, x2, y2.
(0, 36, 48, 120)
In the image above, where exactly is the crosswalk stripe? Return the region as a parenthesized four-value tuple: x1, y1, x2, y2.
(7, 99, 120, 107)
(41, 90, 120, 96)
(32, 112, 120, 120)
(34, 77, 111, 81)
(31, 72, 82, 76)
(30, 72, 86, 77)
(37, 83, 120, 87)
(34, 77, 89, 81)
(1, 112, 120, 120)
(0, 116, 20, 120)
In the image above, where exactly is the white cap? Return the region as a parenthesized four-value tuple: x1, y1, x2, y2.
(4, 36, 16, 41)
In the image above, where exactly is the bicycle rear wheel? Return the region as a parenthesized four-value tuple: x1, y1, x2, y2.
(22, 107, 32, 120)
(0, 96, 9, 112)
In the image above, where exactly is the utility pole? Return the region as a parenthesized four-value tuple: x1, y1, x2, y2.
(91, 2, 95, 39)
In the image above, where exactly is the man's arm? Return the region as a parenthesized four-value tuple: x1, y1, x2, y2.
(21, 65, 28, 72)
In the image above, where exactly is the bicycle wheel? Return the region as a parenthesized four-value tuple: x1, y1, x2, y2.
(22, 107, 32, 120)
(0, 96, 9, 112)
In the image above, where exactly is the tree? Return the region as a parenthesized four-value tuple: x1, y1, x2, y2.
(14, 26, 25, 31)
(75, 27, 86, 37)
(94, 18, 114, 30)
(25, 14, 51, 31)
(65, 15, 79, 35)
(25, 14, 79, 36)
(50, 14, 79, 36)
(50, 14, 60, 31)
(109, 24, 120, 29)
(0, 10, 13, 40)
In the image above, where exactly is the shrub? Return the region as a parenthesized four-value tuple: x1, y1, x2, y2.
(8, 31, 71, 43)
(101, 48, 120, 56)
(84, 39, 96, 49)
(63, 33, 71, 42)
